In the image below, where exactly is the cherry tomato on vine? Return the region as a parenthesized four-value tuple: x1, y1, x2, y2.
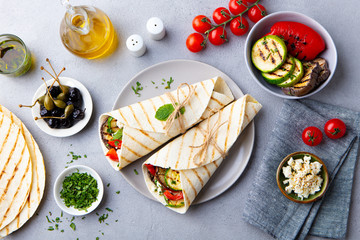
(246, 0, 258, 3)
(248, 4, 266, 23)
(302, 126, 323, 146)
(192, 15, 212, 34)
(208, 27, 228, 45)
(229, 0, 248, 15)
(213, 7, 231, 24)
(230, 16, 249, 36)
(324, 119, 346, 139)
(186, 33, 205, 52)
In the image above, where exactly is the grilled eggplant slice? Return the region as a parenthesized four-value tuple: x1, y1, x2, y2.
(251, 35, 287, 73)
(101, 117, 121, 150)
(312, 57, 330, 85)
(262, 55, 295, 84)
(282, 61, 320, 96)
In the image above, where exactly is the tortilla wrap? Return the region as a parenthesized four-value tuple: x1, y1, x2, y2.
(0, 112, 32, 230)
(0, 105, 46, 237)
(99, 77, 234, 170)
(143, 94, 262, 213)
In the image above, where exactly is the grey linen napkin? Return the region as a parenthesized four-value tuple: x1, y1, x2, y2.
(243, 99, 360, 240)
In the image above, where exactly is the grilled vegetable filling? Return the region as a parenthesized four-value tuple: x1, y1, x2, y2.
(101, 117, 123, 162)
(146, 164, 184, 208)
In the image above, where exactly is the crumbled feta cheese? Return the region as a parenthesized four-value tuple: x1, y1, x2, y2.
(282, 155, 323, 200)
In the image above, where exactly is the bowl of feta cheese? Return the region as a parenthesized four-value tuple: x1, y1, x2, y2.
(276, 152, 329, 203)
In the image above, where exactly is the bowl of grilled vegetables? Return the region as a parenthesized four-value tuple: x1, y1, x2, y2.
(245, 11, 337, 99)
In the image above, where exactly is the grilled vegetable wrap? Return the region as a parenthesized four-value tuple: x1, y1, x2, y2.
(99, 77, 234, 170)
(142, 94, 262, 214)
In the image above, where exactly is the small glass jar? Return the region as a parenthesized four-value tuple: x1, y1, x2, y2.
(0, 34, 32, 77)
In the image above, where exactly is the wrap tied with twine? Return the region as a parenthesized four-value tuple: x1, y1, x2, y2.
(190, 114, 228, 166)
(163, 83, 196, 136)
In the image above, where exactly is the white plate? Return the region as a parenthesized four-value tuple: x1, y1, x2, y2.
(32, 77, 93, 137)
(244, 11, 337, 99)
(113, 59, 255, 204)
(53, 165, 104, 216)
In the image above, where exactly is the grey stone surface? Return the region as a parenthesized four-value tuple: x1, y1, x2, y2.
(0, 0, 359, 239)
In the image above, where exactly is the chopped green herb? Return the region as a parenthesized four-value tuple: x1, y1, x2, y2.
(134, 169, 139, 175)
(105, 208, 113, 212)
(266, 53, 271, 60)
(151, 81, 155, 84)
(61, 229, 64, 232)
(70, 222, 76, 231)
(96, 237, 99, 240)
(115, 220, 118, 222)
(84, 155, 87, 158)
(60, 172, 99, 211)
(49, 211, 52, 216)
(155, 86, 158, 89)
(107, 183, 110, 187)
(82, 216, 86, 220)
(55, 217, 60, 223)
(131, 81, 143, 97)
(106, 223, 109, 226)
(270, 49, 274, 54)
(61, 211, 63, 217)
(164, 77, 174, 89)
(155, 103, 185, 121)
(71, 216, 75, 222)
(116, 191, 120, 194)
(96, 213, 99, 216)
(171, 180, 176, 185)
(112, 128, 123, 140)
(262, 40, 268, 45)
(99, 214, 108, 223)
(46, 216, 51, 223)
(55, 224, 59, 230)
(48, 226, 54, 231)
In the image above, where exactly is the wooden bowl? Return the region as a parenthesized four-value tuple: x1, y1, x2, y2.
(276, 152, 329, 204)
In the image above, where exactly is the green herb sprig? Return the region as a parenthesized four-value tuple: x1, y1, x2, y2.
(131, 81, 143, 97)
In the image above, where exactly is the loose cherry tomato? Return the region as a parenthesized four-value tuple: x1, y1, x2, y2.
(228, 0, 248, 15)
(302, 126, 323, 146)
(186, 33, 205, 52)
(230, 16, 249, 36)
(192, 15, 212, 34)
(145, 164, 156, 176)
(324, 119, 346, 139)
(106, 148, 119, 162)
(208, 27, 228, 45)
(212, 7, 231, 24)
(164, 190, 184, 201)
(248, 4, 266, 23)
(108, 140, 122, 149)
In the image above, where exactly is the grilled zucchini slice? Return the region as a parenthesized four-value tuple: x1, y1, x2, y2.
(165, 169, 182, 191)
(262, 55, 295, 84)
(165, 198, 185, 208)
(277, 57, 304, 87)
(251, 35, 287, 73)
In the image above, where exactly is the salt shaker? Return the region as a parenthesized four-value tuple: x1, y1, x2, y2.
(146, 17, 166, 40)
(126, 34, 146, 57)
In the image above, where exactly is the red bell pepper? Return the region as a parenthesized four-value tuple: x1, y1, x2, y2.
(108, 140, 122, 149)
(106, 148, 119, 162)
(164, 190, 184, 201)
(266, 21, 325, 61)
(145, 164, 156, 176)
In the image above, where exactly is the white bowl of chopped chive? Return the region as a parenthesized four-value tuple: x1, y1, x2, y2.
(54, 165, 104, 216)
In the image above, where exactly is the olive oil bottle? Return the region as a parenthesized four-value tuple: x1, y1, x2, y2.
(60, 1, 116, 59)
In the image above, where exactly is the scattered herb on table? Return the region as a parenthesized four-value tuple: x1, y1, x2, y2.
(131, 81, 143, 97)
(164, 77, 174, 89)
(60, 172, 99, 211)
(134, 169, 139, 175)
(46, 216, 51, 223)
(70, 222, 76, 231)
(116, 191, 120, 194)
(107, 183, 110, 187)
(48, 226, 54, 231)
(71, 216, 75, 222)
(98, 214, 109, 223)
(105, 208, 113, 212)
(151, 81, 155, 84)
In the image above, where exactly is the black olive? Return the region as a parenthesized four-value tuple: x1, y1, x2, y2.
(68, 98, 82, 108)
(69, 88, 82, 102)
(72, 109, 85, 120)
(48, 86, 61, 98)
(51, 108, 63, 117)
(40, 105, 50, 116)
(60, 118, 73, 128)
(47, 118, 60, 128)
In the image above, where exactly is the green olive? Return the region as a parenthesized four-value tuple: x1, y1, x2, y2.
(54, 99, 66, 109)
(44, 94, 54, 111)
(56, 92, 67, 101)
(38, 95, 45, 105)
(64, 104, 74, 118)
(61, 85, 70, 95)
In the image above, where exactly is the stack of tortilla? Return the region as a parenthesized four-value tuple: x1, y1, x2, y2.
(142, 94, 262, 213)
(99, 77, 234, 170)
(0, 105, 45, 238)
